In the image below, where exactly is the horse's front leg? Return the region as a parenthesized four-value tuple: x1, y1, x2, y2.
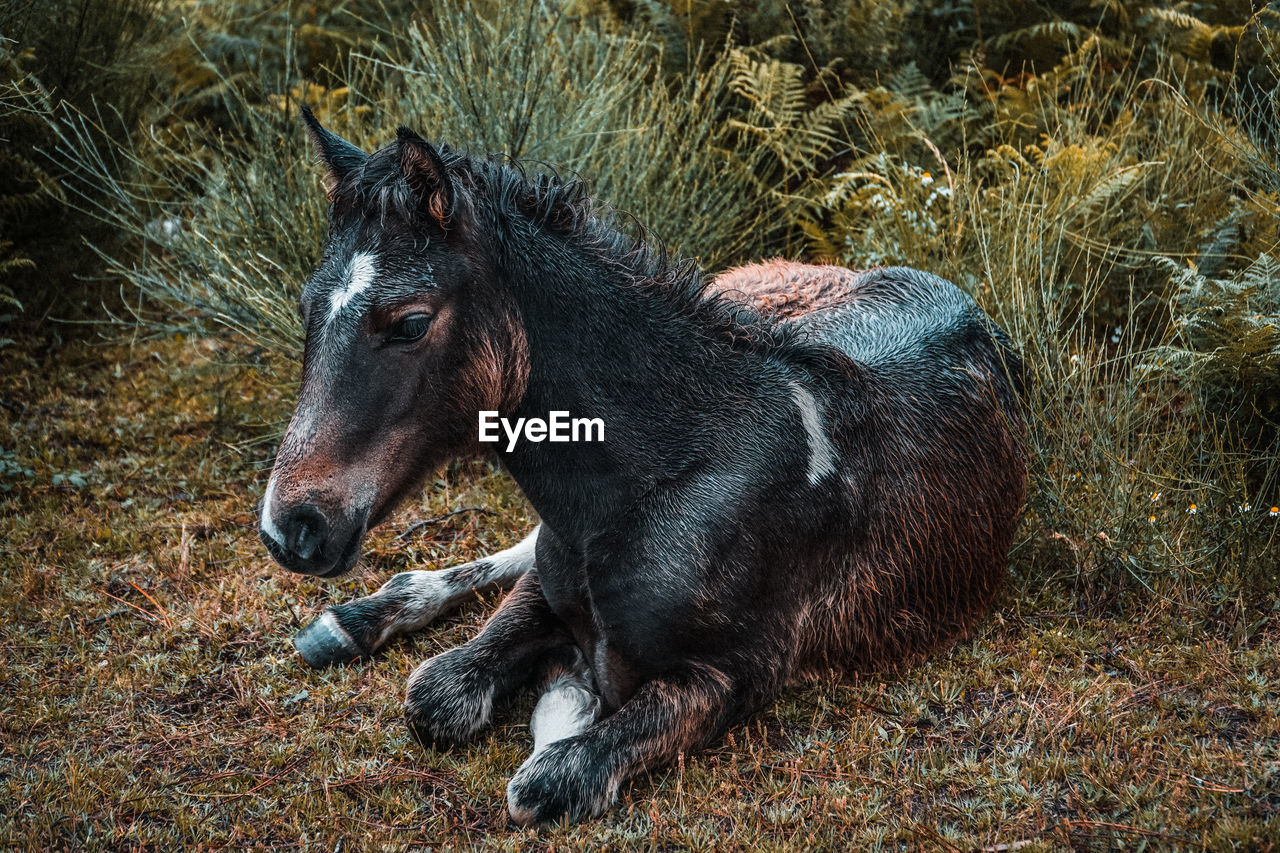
(506, 663, 760, 825)
(405, 569, 574, 749)
(293, 526, 539, 667)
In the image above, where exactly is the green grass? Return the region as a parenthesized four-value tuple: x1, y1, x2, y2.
(2, 331, 1278, 851)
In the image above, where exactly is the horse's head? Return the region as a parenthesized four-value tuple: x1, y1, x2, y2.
(259, 110, 528, 576)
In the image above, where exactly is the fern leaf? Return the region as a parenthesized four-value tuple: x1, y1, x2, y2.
(729, 50, 807, 127)
(885, 62, 933, 102)
(988, 22, 1088, 54)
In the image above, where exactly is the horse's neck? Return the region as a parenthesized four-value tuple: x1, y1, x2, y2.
(499, 248, 789, 539)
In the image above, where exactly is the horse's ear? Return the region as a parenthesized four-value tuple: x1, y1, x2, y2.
(396, 127, 455, 228)
(300, 106, 368, 198)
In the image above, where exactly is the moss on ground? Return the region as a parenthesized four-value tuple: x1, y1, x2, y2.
(1, 331, 1277, 851)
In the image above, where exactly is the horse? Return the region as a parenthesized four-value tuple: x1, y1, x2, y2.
(258, 107, 1027, 825)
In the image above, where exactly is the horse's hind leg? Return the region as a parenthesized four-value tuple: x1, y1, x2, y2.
(528, 649, 602, 756)
(506, 664, 756, 825)
(293, 526, 539, 667)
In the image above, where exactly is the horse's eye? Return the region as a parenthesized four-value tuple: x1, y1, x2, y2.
(389, 313, 433, 343)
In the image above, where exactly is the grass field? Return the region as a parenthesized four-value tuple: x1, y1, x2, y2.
(2, 331, 1278, 850)
(4, 0, 1280, 848)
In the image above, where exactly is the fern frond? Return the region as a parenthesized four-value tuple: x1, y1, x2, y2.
(1073, 165, 1144, 220)
(1152, 252, 1280, 423)
(1195, 211, 1247, 278)
(1090, 0, 1133, 29)
(729, 49, 807, 127)
(885, 62, 933, 102)
(1045, 32, 1133, 85)
(1139, 8, 1211, 33)
(0, 241, 34, 292)
(796, 217, 839, 262)
(988, 21, 1088, 54)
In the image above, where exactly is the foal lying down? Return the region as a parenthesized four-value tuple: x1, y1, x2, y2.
(258, 109, 1027, 825)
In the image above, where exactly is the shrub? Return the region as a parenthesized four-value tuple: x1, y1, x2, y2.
(40, 0, 851, 364)
(28, 0, 1280, 617)
(1148, 253, 1280, 447)
(772, 20, 1280, 614)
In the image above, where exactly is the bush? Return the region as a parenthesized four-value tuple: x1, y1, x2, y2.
(0, 0, 168, 317)
(1149, 253, 1280, 446)
(783, 54, 1280, 615)
(42, 0, 855, 362)
(30, 0, 1280, 618)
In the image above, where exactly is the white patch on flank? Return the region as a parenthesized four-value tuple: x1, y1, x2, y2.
(260, 477, 285, 547)
(530, 672, 601, 755)
(790, 382, 838, 485)
(327, 252, 378, 322)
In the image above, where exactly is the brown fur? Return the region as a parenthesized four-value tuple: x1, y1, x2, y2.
(451, 309, 531, 421)
(714, 260, 1025, 675)
(710, 260, 868, 319)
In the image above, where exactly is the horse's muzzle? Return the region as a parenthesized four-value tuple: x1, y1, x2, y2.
(260, 502, 366, 577)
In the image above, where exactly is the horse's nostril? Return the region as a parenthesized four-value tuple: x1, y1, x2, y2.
(295, 521, 320, 561)
(286, 505, 328, 561)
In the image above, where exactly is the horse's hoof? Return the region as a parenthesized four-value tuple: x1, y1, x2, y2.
(506, 739, 614, 825)
(294, 611, 365, 667)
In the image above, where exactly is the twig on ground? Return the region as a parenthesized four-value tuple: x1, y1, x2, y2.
(1062, 819, 1191, 843)
(88, 607, 132, 624)
(396, 507, 494, 541)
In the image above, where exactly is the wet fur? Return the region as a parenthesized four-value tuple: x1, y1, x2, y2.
(267, 114, 1028, 825)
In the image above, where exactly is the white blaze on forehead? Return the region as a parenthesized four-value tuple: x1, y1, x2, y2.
(790, 381, 837, 485)
(327, 252, 379, 322)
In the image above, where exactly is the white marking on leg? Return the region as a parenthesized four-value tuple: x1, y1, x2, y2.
(393, 524, 540, 634)
(260, 477, 285, 547)
(530, 670, 601, 755)
(508, 685, 615, 824)
(327, 252, 378, 322)
(341, 525, 542, 651)
(790, 382, 837, 485)
(483, 526, 539, 576)
(371, 570, 453, 648)
(316, 610, 359, 649)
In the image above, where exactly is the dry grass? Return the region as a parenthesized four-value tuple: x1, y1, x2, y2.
(5, 1, 1280, 848)
(2, 330, 1278, 851)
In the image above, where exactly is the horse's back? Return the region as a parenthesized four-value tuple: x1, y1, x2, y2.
(714, 261, 1020, 391)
